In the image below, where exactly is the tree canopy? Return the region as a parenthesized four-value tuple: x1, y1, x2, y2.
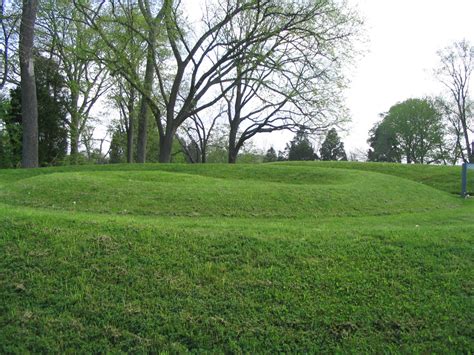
(0, 0, 362, 167)
(368, 98, 444, 164)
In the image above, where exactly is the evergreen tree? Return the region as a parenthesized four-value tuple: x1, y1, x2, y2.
(320, 128, 347, 161)
(109, 128, 126, 164)
(263, 147, 278, 162)
(286, 129, 318, 161)
(367, 118, 402, 162)
(3, 55, 68, 166)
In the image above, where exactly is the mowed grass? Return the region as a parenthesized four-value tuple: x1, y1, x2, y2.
(0, 162, 473, 352)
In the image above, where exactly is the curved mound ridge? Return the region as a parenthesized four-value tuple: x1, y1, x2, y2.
(0, 164, 461, 218)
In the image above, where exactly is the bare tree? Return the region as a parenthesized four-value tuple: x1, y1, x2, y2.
(0, 1, 18, 90)
(19, 0, 39, 168)
(215, 0, 359, 163)
(435, 40, 474, 163)
(177, 109, 221, 163)
(110, 77, 137, 163)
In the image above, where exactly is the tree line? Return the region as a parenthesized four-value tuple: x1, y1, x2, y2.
(0, 0, 361, 168)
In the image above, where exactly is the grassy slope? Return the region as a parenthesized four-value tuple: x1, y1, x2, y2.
(0, 162, 473, 353)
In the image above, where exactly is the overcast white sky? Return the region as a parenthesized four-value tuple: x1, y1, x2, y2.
(255, 0, 474, 154)
(339, 0, 474, 153)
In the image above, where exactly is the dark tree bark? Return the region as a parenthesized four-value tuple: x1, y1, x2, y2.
(228, 122, 240, 164)
(136, 0, 158, 164)
(158, 127, 175, 163)
(69, 91, 80, 159)
(19, 0, 39, 168)
(136, 45, 154, 163)
(126, 89, 135, 163)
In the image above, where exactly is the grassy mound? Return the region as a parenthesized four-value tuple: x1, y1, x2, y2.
(0, 162, 473, 353)
(0, 164, 463, 218)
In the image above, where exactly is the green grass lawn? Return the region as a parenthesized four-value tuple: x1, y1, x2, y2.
(0, 162, 473, 352)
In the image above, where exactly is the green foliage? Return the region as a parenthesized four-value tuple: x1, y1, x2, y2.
(108, 128, 126, 164)
(1, 55, 68, 167)
(263, 147, 278, 162)
(0, 95, 16, 168)
(0, 162, 473, 352)
(320, 128, 347, 161)
(368, 98, 444, 164)
(286, 129, 318, 161)
(107, 117, 186, 164)
(368, 118, 401, 163)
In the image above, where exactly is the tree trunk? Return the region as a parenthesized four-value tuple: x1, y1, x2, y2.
(461, 119, 472, 163)
(19, 0, 39, 168)
(470, 141, 474, 163)
(201, 146, 206, 164)
(228, 123, 239, 164)
(126, 91, 135, 163)
(69, 98, 80, 161)
(137, 99, 148, 163)
(159, 129, 175, 163)
(228, 148, 238, 164)
(70, 131, 79, 158)
(127, 123, 134, 163)
(136, 25, 156, 164)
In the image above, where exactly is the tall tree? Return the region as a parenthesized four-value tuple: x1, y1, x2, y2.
(219, 0, 358, 163)
(435, 40, 473, 163)
(286, 128, 317, 161)
(19, 0, 39, 168)
(109, 76, 138, 163)
(39, 0, 110, 162)
(320, 128, 347, 161)
(368, 98, 444, 164)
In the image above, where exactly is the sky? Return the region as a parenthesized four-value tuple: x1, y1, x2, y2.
(339, 0, 474, 154)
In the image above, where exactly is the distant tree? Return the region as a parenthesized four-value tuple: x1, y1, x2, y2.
(348, 147, 367, 162)
(109, 127, 126, 164)
(0, 2, 19, 91)
(0, 94, 13, 167)
(219, 0, 359, 163)
(263, 147, 278, 163)
(108, 77, 138, 164)
(434, 97, 465, 164)
(367, 117, 401, 162)
(177, 110, 222, 163)
(286, 129, 318, 161)
(320, 128, 347, 161)
(435, 40, 473, 162)
(368, 98, 444, 164)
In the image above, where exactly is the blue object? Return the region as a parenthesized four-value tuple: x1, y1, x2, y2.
(461, 163, 474, 197)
